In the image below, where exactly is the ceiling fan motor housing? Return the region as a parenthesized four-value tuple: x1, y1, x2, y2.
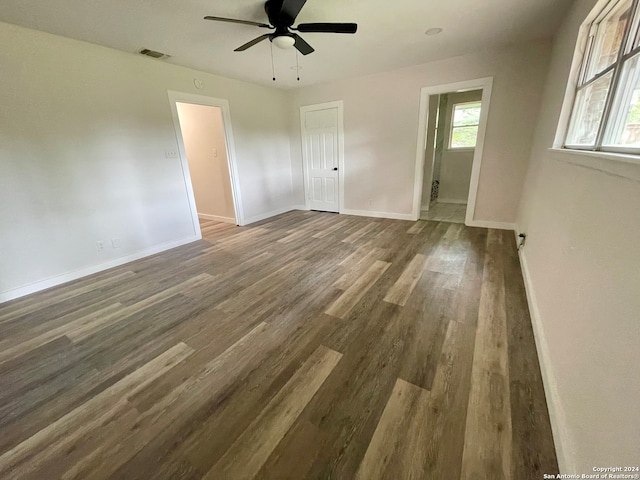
(265, 0, 295, 27)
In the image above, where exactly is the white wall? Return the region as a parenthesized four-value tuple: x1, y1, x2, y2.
(438, 90, 483, 204)
(0, 21, 293, 301)
(517, 0, 640, 472)
(176, 103, 235, 221)
(289, 41, 551, 223)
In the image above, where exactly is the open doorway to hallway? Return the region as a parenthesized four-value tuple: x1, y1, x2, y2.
(420, 90, 483, 224)
(412, 77, 492, 226)
(175, 102, 238, 225)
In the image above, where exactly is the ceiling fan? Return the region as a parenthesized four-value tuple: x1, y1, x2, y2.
(204, 0, 358, 56)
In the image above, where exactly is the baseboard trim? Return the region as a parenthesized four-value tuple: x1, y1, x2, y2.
(436, 198, 468, 205)
(198, 213, 236, 224)
(518, 247, 574, 474)
(0, 235, 201, 304)
(340, 209, 415, 221)
(466, 220, 516, 230)
(242, 205, 304, 225)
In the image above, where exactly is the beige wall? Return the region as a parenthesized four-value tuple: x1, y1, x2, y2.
(289, 41, 551, 223)
(517, 0, 640, 472)
(176, 103, 235, 221)
(0, 21, 293, 301)
(438, 90, 483, 203)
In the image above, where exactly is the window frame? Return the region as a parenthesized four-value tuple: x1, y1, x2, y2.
(564, 0, 640, 154)
(448, 101, 482, 150)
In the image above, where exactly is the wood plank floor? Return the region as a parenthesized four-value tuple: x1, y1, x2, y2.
(421, 202, 467, 224)
(0, 211, 558, 479)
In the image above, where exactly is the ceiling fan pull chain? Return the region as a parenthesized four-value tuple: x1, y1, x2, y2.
(271, 42, 276, 81)
(296, 50, 300, 82)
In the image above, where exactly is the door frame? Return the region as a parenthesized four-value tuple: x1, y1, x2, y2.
(300, 100, 345, 212)
(412, 77, 493, 225)
(167, 90, 245, 229)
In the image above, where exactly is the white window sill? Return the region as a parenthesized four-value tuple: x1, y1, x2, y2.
(447, 147, 476, 152)
(548, 148, 640, 182)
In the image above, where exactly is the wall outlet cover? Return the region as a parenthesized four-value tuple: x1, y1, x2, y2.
(165, 148, 179, 159)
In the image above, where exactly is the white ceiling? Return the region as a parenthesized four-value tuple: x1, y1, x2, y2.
(0, 0, 573, 89)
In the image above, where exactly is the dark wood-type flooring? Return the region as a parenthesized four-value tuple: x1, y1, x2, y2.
(0, 211, 558, 479)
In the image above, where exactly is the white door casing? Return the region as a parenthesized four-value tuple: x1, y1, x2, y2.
(301, 101, 344, 213)
(413, 77, 493, 226)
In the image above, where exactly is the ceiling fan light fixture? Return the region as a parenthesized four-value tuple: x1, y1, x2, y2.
(272, 35, 296, 49)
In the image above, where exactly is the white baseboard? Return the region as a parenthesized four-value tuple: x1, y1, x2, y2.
(0, 235, 201, 304)
(340, 208, 415, 221)
(466, 220, 516, 230)
(518, 247, 574, 474)
(437, 198, 468, 205)
(198, 213, 236, 224)
(242, 205, 304, 225)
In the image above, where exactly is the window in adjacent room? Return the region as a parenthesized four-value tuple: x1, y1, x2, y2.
(449, 101, 482, 149)
(565, 0, 640, 153)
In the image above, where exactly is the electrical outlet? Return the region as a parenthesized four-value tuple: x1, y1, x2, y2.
(111, 238, 121, 249)
(96, 241, 104, 252)
(213, 148, 218, 158)
(164, 148, 179, 159)
(518, 233, 527, 250)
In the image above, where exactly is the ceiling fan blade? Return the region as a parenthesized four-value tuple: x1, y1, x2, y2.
(296, 23, 358, 34)
(279, 0, 308, 25)
(204, 16, 272, 29)
(292, 34, 314, 55)
(234, 34, 272, 52)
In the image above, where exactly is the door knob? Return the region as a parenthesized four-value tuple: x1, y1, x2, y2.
(333, 167, 338, 171)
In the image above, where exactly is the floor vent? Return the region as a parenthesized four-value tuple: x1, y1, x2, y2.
(138, 48, 171, 60)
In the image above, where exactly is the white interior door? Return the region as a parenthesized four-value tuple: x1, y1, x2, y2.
(302, 105, 341, 213)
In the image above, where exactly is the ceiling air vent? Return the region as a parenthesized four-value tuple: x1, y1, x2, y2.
(138, 48, 170, 60)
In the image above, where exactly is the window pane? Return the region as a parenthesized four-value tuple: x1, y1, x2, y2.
(451, 126, 478, 148)
(604, 52, 640, 147)
(628, 4, 640, 50)
(585, 0, 632, 80)
(566, 71, 613, 146)
(453, 102, 481, 127)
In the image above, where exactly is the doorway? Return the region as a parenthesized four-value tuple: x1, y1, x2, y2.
(168, 91, 244, 232)
(412, 78, 493, 225)
(300, 101, 345, 213)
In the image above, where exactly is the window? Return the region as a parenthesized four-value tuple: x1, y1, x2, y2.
(565, 0, 640, 152)
(450, 101, 482, 149)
